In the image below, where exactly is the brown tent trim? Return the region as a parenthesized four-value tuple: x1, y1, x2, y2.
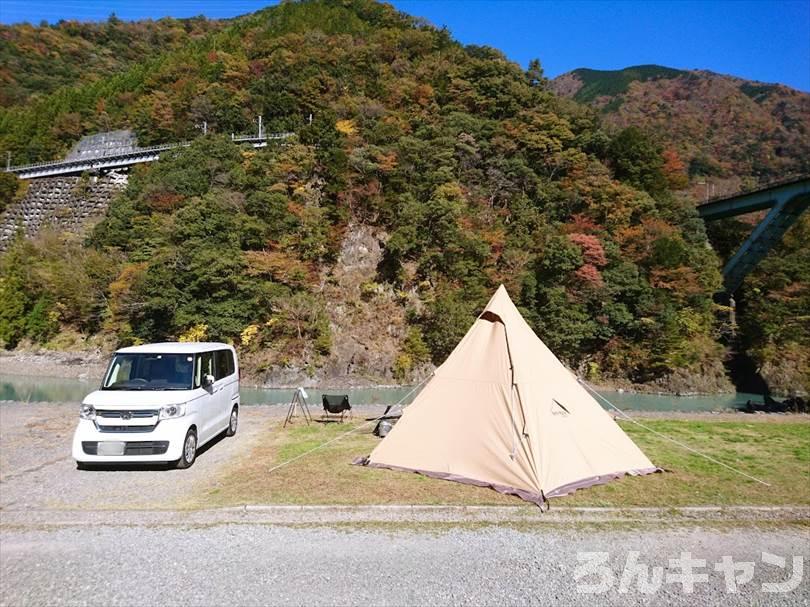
(355, 457, 661, 506)
(353, 457, 548, 507)
(544, 466, 661, 498)
(357, 286, 659, 509)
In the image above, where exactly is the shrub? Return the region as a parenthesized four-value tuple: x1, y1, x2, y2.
(179, 323, 209, 342)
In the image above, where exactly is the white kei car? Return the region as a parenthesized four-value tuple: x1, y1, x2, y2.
(72, 342, 240, 469)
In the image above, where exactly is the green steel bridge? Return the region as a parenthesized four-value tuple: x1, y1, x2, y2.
(697, 176, 810, 293)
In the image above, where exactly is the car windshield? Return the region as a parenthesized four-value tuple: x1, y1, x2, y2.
(102, 353, 195, 391)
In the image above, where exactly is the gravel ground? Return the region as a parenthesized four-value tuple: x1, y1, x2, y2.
(2, 523, 808, 606)
(1, 400, 808, 606)
(0, 402, 281, 510)
(0, 402, 392, 510)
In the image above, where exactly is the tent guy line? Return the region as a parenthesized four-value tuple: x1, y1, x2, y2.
(578, 379, 771, 487)
(266, 285, 769, 503)
(360, 285, 658, 506)
(267, 377, 770, 489)
(265, 373, 433, 475)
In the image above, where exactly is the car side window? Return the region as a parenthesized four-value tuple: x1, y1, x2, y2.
(215, 350, 234, 380)
(194, 352, 214, 388)
(226, 350, 235, 377)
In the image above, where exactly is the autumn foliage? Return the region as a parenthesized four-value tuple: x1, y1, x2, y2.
(0, 0, 754, 388)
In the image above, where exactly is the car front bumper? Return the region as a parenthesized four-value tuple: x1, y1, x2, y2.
(72, 418, 190, 463)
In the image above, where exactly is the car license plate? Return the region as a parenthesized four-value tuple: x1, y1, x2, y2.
(98, 441, 125, 456)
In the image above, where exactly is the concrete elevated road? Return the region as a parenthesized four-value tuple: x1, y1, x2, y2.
(4, 133, 293, 180)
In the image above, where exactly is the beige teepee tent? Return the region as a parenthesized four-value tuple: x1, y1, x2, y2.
(359, 285, 658, 505)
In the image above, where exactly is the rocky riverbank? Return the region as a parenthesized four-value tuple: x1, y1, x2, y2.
(0, 349, 107, 381)
(0, 348, 774, 397)
(1, 347, 803, 400)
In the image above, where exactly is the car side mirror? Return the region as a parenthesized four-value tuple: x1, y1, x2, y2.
(203, 374, 214, 388)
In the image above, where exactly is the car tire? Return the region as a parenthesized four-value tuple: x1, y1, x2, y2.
(175, 428, 197, 469)
(226, 406, 238, 437)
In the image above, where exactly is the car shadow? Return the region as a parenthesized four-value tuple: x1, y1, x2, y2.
(77, 431, 229, 472)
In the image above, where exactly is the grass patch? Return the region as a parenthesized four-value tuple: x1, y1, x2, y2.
(564, 420, 810, 507)
(198, 418, 810, 508)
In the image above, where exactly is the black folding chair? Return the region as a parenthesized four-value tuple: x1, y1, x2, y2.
(322, 394, 351, 422)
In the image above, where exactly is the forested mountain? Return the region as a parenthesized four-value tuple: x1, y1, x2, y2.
(551, 65, 810, 195)
(0, 1, 805, 392)
(552, 65, 810, 394)
(0, 16, 224, 108)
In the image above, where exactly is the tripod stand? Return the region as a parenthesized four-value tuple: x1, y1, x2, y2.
(283, 387, 312, 428)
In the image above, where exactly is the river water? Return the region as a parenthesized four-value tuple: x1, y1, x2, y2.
(0, 373, 763, 412)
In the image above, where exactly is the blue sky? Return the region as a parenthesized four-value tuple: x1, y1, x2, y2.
(1, 0, 808, 91)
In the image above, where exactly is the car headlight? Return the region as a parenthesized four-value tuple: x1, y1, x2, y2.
(79, 404, 96, 420)
(159, 404, 187, 420)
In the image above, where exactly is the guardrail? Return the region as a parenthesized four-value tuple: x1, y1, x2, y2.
(4, 132, 295, 176)
(700, 174, 810, 206)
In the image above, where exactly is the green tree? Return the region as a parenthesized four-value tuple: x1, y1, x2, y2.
(421, 291, 477, 363)
(526, 59, 547, 88)
(0, 237, 36, 347)
(608, 127, 667, 195)
(0, 172, 20, 214)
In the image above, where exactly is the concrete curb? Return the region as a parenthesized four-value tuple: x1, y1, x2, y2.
(1, 505, 808, 528)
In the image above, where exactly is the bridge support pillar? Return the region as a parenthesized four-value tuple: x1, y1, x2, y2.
(721, 192, 809, 293)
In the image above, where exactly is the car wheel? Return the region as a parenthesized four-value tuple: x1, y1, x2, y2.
(226, 406, 239, 437)
(176, 428, 197, 469)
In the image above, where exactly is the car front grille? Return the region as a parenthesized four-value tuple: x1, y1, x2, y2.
(124, 441, 170, 456)
(96, 409, 159, 419)
(96, 424, 157, 433)
(82, 441, 170, 456)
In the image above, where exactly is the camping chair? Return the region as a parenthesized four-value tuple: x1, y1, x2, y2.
(322, 394, 352, 422)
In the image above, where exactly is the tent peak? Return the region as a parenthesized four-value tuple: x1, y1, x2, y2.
(483, 284, 520, 317)
(362, 282, 657, 506)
